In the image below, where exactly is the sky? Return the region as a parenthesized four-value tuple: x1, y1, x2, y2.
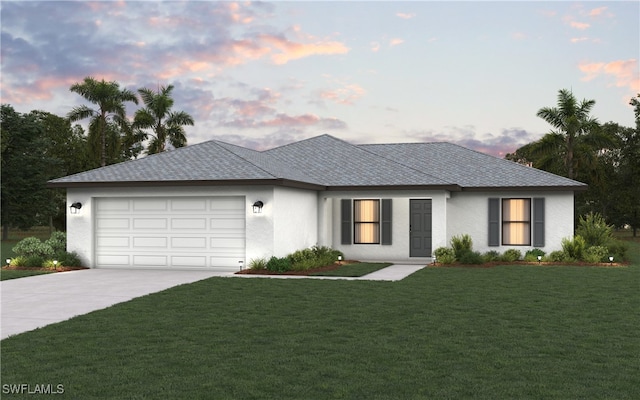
(1, 1, 638, 157)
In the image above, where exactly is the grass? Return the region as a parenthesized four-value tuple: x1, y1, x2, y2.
(1, 241, 638, 399)
(0, 269, 54, 281)
(310, 262, 392, 277)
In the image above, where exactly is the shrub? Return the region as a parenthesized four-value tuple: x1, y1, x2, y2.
(584, 246, 609, 263)
(450, 234, 473, 258)
(287, 246, 342, 271)
(501, 249, 522, 262)
(23, 256, 45, 268)
(605, 239, 628, 262)
(44, 232, 67, 256)
(57, 251, 82, 267)
(248, 258, 267, 270)
(433, 247, 456, 264)
(524, 249, 546, 262)
(482, 251, 501, 263)
(12, 237, 54, 259)
(43, 260, 63, 270)
(458, 250, 484, 265)
(561, 235, 586, 261)
(576, 212, 613, 247)
(266, 256, 292, 273)
(9, 256, 26, 267)
(546, 250, 566, 262)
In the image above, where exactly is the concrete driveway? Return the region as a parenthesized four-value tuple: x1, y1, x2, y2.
(1, 268, 234, 339)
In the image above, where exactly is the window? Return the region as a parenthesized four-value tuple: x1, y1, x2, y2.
(502, 198, 531, 245)
(354, 199, 380, 244)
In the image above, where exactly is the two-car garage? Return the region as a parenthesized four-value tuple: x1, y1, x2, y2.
(94, 196, 246, 269)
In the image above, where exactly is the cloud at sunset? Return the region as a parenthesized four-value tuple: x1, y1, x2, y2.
(579, 59, 640, 92)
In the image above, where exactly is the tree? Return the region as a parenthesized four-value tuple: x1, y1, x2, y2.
(68, 77, 138, 167)
(133, 85, 194, 154)
(0, 105, 58, 240)
(534, 88, 614, 181)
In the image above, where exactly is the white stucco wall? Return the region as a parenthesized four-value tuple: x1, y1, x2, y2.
(271, 186, 319, 257)
(66, 185, 277, 268)
(446, 191, 575, 253)
(319, 190, 449, 262)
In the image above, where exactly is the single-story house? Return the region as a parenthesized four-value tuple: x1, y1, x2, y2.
(48, 134, 587, 269)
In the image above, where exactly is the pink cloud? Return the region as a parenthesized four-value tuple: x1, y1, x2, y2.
(396, 13, 416, 19)
(570, 21, 590, 30)
(588, 7, 608, 17)
(259, 33, 349, 65)
(370, 42, 381, 52)
(579, 59, 640, 92)
(389, 38, 404, 46)
(319, 84, 365, 105)
(570, 37, 589, 43)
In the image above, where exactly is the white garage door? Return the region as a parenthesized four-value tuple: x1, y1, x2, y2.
(95, 197, 245, 269)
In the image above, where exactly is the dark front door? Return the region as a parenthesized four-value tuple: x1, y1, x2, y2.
(410, 199, 432, 257)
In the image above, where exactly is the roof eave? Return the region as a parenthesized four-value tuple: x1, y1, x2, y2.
(46, 179, 326, 191)
(325, 184, 462, 191)
(460, 185, 588, 192)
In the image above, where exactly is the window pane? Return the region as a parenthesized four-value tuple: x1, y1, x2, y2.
(502, 199, 531, 245)
(354, 200, 380, 244)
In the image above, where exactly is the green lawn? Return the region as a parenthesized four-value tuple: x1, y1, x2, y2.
(310, 262, 392, 277)
(0, 269, 54, 281)
(2, 241, 638, 399)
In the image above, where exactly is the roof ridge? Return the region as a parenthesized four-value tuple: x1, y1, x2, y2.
(213, 140, 280, 179)
(356, 142, 456, 185)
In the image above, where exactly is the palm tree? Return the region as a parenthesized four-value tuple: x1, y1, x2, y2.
(133, 85, 194, 154)
(67, 77, 139, 167)
(534, 88, 613, 180)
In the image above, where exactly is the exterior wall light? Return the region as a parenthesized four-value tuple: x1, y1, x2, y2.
(70, 202, 82, 214)
(252, 201, 264, 214)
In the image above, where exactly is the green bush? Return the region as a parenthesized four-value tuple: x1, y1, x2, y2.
(248, 258, 267, 270)
(266, 256, 292, 273)
(12, 237, 54, 259)
(9, 256, 26, 267)
(43, 260, 63, 270)
(524, 249, 546, 262)
(287, 246, 342, 271)
(482, 251, 501, 263)
(576, 212, 613, 247)
(546, 250, 566, 262)
(44, 232, 67, 255)
(605, 239, 628, 262)
(561, 235, 586, 261)
(24, 256, 45, 268)
(450, 234, 473, 258)
(57, 251, 82, 267)
(501, 249, 522, 262)
(433, 247, 456, 264)
(458, 250, 484, 265)
(584, 246, 609, 263)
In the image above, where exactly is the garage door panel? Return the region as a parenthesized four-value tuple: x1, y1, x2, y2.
(95, 196, 245, 269)
(133, 237, 168, 248)
(172, 199, 207, 211)
(97, 255, 130, 266)
(97, 218, 130, 230)
(171, 218, 206, 230)
(97, 236, 130, 248)
(133, 255, 168, 266)
(171, 237, 207, 249)
(133, 199, 168, 212)
(133, 218, 168, 230)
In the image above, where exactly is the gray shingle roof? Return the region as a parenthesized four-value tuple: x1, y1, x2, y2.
(48, 134, 587, 191)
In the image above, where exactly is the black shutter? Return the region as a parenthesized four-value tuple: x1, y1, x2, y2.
(533, 198, 545, 247)
(488, 198, 500, 246)
(341, 199, 352, 245)
(381, 199, 392, 245)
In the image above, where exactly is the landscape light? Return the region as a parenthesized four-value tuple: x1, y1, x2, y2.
(337, 255, 342, 265)
(6, 258, 10, 266)
(609, 256, 614, 265)
(537, 255, 542, 264)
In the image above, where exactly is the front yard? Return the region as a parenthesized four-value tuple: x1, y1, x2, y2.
(1, 240, 638, 399)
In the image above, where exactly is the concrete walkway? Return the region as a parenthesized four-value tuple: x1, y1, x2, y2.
(1, 264, 424, 339)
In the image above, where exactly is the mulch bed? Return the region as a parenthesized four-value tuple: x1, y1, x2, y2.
(236, 261, 359, 276)
(431, 261, 628, 268)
